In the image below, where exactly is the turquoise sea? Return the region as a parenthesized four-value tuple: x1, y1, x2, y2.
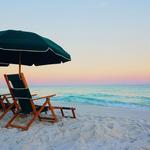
(1, 85, 150, 110)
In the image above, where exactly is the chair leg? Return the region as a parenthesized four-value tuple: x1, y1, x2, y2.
(0, 112, 5, 120)
(60, 108, 65, 117)
(47, 99, 57, 122)
(5, 113, 18, 128)
(25, 101, 57, 130)
(0, 110, 8, 120)
(25, 114, 39, 130)
(0, 104, 15, 120)
(72, 109, 76, 118)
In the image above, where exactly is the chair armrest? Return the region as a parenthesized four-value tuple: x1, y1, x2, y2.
(5, 96, 12, 99)
(1, 94, 12, 99)
(1, 93, 11, 96)
(31, 94, 37, 97)
(31, 94, 56, 101)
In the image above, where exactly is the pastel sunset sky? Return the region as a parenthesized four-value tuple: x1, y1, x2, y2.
(0, 0, 150, 85)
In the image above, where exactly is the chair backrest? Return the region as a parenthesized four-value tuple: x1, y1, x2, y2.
(4, 73, 33, 114)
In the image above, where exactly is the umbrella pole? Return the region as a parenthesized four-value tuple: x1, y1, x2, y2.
(19, 52, 21, 75)
(19, 63, 21, 75)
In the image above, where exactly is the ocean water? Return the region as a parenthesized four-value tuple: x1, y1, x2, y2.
(1, 85, 150, 110)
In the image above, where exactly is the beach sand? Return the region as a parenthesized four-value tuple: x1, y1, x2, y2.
(0, 102, 150, 150)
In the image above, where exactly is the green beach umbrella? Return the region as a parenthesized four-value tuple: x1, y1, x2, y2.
(0, 30, 71, 74)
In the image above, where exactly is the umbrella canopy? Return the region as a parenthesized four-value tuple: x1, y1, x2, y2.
(0, 63, 9, 66)
(0, 30, 71, 74)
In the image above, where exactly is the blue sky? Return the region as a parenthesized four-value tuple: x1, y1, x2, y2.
(0, 0, 150, 85)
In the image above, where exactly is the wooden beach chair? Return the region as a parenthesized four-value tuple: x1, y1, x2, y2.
(5, 73, 76, 119)
(4, 73, 76, 130)
(0, 93, 15, 120)
(4, 74, 57, 130)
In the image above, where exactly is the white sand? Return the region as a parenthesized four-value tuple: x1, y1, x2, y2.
(0, 102, 150, 150)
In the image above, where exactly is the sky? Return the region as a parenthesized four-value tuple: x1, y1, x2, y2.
(0, 0, 150, 85)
